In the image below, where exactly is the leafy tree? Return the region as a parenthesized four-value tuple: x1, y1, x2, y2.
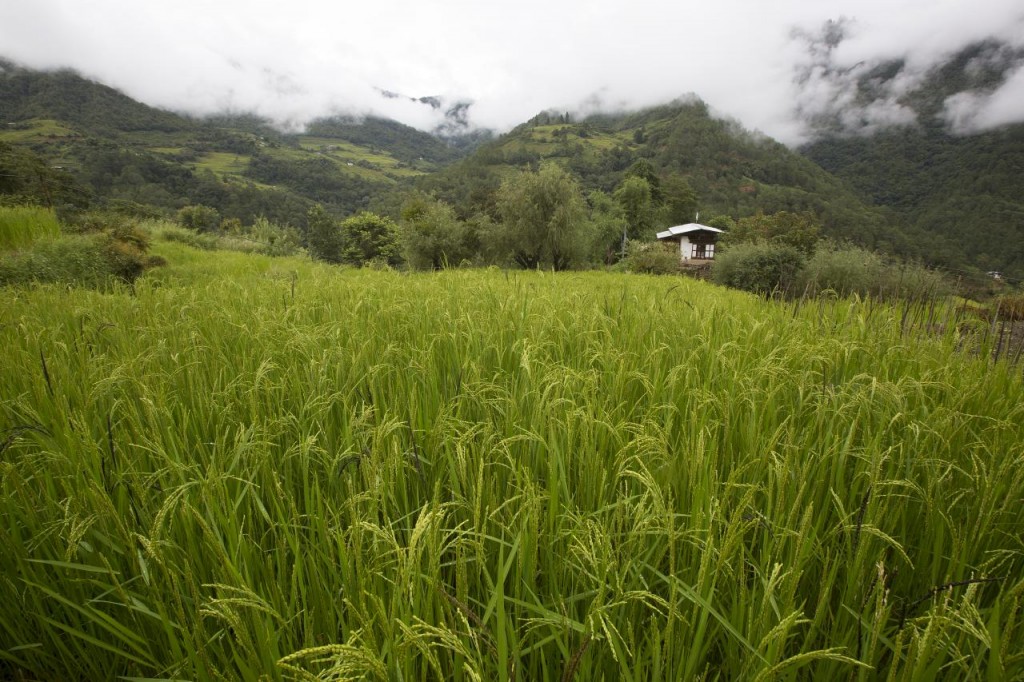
(493, 163, 588, 270)
(176, 204, 221, 232)
(401, 196, 475, 269)
(587, 190, 628, 263)
(720, 210, 821, 255)
(614, 176, 655, 240)
(339, 212, 402, 267)
(306, 204, 342, 263)
(660, 175, 699, 225)
(623, 159, 663, 204)
(0, 142, 88, 208)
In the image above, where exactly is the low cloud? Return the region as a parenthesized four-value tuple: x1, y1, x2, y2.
(1, 1, 1024, 145)
(789, 18, 921, 136)
(787, 10, 1024, 140)
(943, 62, 1024, 134)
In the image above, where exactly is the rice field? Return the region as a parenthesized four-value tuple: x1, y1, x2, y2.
(1, 243, 1023, 680)
(0, 206, 61, 251)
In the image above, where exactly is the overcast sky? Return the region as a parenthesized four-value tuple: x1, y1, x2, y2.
(2, 0, 1023, 144)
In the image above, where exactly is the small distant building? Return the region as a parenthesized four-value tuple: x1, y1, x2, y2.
(656, 223, 725, 261)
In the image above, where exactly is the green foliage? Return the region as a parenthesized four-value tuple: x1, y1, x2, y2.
(801, 55, 1024, 280)
(176, 204, 222, 232)
(622, 240, 681, 275)
(0, 205, 61, 250)
(493, 162, 589, 270)
(0, 211, 151, 287)
(660, 174, 699, 225)
(400, 196, 475, 269)
(157, 224, 218, 251)
(0, 142, 89, 208)
(305, 204, 342, 263)
(712, 241, 806, 296)
(721, 210, 822, 255)
(623, 159, 664, 203)
(0, 63, 192, 135)
(248, 215, 302, 257)
(586, 190, 628, 263)
(429, 99, 901, 266)
(155, 216, 302, 257)
(245, 153, 383, 208)
(339, 211, 402, 267)
(2, 250, 1023, 680)
(799, 242, 948, 301)
(614, 175, 655, 240)
(305, 115, 462, 166)
(0, 234, 115, 286)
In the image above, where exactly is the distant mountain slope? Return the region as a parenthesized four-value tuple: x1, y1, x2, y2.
(422, 100, 911, 253)
(0, 59, 193, 135)
(306, 115, 462, 166)
(799, 41, 1024, 280)
(0, 61, 473, 222)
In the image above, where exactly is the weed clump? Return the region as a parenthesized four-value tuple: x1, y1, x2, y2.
(0, 208, 154, 287)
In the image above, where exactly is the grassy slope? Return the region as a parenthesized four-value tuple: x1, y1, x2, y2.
(0, 66, 455, 216)
(427, 103, 899, 254)
(1, 243, 1022, 680)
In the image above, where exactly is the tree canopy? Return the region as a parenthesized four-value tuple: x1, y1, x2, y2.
(493, 163, 589, 270)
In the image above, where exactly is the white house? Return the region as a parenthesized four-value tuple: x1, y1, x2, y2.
(655, 223, 725, 261)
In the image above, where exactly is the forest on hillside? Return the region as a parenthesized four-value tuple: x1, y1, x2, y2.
(2, 58, 1022, 283)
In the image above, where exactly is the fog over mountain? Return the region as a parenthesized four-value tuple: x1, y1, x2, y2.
(2, 0, 1023, 143)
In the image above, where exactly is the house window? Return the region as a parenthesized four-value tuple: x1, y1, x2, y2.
(691, 243, 715, 259)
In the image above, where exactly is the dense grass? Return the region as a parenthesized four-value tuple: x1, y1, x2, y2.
(1, 245, 1023, 680)
(0, 205, 61, 250)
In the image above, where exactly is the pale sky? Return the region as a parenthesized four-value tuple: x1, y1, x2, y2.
(2, 0, 1023, 143)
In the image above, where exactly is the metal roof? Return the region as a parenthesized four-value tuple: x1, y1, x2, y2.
(655, 223, 725, 240)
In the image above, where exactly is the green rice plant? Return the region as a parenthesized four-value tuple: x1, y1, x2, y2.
(0, 249, 1022, 680)
(154, 224, 219, 250)
(0, 233, 120, 287)
(0, 205, 61, 250)
(993, 293, 1024, 321)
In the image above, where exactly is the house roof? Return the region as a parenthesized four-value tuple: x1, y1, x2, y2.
(656, 223, 725, 240)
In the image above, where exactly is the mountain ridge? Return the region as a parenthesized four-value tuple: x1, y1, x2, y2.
(2, 58, 1020, 279)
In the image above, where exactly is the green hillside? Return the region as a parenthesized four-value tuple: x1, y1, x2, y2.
(0, 62, 471, 224)
(0, 61, 193, 135)
(800, 42, 1024, 281)
(804, 127, 1024, 278)
(420, 101, 906, 252)
(2, 59, 1022, 281)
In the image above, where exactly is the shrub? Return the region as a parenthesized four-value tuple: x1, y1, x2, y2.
(622, 240, 681, 275)
(799, 243, 884, 297)
(0, 209, 154, 288)
(176, 205, 222, 232)
(790, 242, 950, 302)
(340, 211, 402, 267)
(249, 216, 302, 257)
(712, 242, 804, 296)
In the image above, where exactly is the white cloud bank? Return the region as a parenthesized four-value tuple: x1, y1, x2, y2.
(1, 0, 1023, 143)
